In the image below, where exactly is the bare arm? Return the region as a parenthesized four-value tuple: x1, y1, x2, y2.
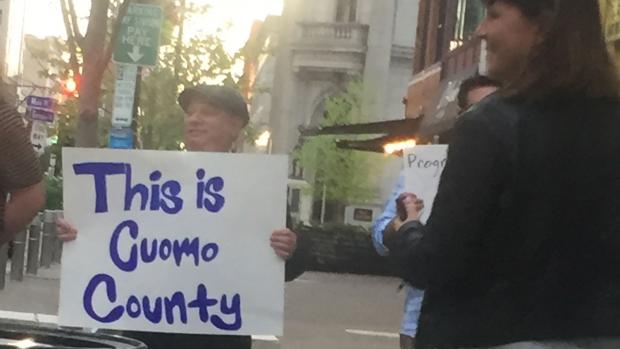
(2, 181, 45, 244)
(0, 104, 44, 244)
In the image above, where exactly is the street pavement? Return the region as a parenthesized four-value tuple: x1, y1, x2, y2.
(0, 268, 405, 349)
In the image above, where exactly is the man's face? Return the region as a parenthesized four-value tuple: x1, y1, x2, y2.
(466, 85, 498, 109)
(184, 101, 245, 152)
(476, 1, 541, 84)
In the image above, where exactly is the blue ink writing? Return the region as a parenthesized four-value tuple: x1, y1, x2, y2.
(72, 162, 183, 214)
(407, 154, 447, 178)
(82, 274, 242, 330)
(109, 220, 220, 271)
(196, 169, 225, 212)
(73, 163, 127, 213)
(83, 274, 124, 323)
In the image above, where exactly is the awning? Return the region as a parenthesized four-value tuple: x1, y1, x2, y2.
(299, 68, 478, 152)
(299, 118, 423, 137)
(335, 135, 415, 153)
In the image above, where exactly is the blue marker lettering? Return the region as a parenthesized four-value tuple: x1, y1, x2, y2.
(172, 238, 200, 267)
(142, 296, 163, 324)
(164, 292, 188, 324)
(110, 220, 138, 272)
(211, 294, 242, 331)
(73, 162, 127, 213)
(83, 274, 124, 323)
(187, 284, 218, 322)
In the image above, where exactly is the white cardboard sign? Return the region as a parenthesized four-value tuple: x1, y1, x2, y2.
(403, 145, 448, 224)
(59, 148, 288, 336)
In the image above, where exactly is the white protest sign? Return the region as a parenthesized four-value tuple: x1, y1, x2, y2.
(59, 148, 288, 336)
(403, 145, 448, 224)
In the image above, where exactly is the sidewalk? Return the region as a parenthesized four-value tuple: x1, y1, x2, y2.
(0, 263, 61, 314)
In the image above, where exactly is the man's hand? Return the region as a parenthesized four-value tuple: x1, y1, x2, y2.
(393, 193, 424, 231)
(56, 218, 78, 242)
(270, 228, 297, 260)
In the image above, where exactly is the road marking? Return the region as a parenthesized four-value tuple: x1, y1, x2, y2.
(345, 329, 400, 338)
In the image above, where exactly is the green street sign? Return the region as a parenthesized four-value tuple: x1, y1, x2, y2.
(113, 3, 163, 66)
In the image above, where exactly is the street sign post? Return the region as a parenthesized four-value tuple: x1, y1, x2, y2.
(30, 121, 48, 156)
(111, 64, 138, 128)
(26, 108, 55, 123)
(113, 3, 163, 66)
(26, 96, 55, 110)
(26, 95, 56, 123)
(108, 127, 134, 149)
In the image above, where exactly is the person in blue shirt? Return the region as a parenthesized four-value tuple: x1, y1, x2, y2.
(372, 75, 499, 349)
(373, 175, 424, 349)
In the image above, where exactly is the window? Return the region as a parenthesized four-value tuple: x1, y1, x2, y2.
(291, 159, 304, 179)
(353, 208, 373, 222)
(451, 0, 484, 49)
(336, 0, 357, 22)
(290, 189, 301, 214)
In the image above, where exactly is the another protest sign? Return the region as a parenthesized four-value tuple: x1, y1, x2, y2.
(403, 145, 448, 224)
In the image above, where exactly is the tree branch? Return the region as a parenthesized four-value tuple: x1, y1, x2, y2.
(102, 0, 132, 69)
(174, 0, 187, 79)
(59, 0, 81, 77)
(67, 0, 85, 50)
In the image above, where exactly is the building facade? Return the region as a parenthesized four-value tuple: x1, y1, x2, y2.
(0, 0, 26, 103)
(405, 0, 486, 142)
(268, 0, 419, 156)
(244, 0, 420, 222)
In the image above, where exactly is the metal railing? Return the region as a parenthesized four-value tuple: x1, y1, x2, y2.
(0, 210, 63, 290)
(296, 22, 369, 48)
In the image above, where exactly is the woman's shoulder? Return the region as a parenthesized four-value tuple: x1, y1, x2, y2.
(460, 93, 517, 123)
(456, 93, 520, 141)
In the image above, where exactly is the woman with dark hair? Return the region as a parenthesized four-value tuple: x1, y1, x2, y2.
(385, 1, 620, 348)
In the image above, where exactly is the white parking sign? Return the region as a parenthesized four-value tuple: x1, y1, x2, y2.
(30, 121, 48, 156)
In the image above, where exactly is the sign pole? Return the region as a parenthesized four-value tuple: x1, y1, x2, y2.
(110, 3, 162, 150)
(132, 66, 142, 149)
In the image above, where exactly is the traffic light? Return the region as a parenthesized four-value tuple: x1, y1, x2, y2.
(61, 77, 79, 97)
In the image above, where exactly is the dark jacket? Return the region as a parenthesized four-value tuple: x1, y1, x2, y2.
(385, 95, 620, 349)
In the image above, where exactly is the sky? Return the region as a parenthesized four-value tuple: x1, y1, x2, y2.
(23, 0, 284, 55)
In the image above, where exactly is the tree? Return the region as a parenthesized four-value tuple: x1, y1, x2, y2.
(137, 10, 240, 150)
(295, 80, 384, 221)
(58, 0, 187, 148)
(40, 1, 243, 151)
(58, 0, 134, 147)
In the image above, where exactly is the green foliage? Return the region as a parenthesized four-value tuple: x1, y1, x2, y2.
(29, 2, 244, 152)
(295, 80, 381, 204)
(45, 176, 63, 210)
(136, 6, 241, 150)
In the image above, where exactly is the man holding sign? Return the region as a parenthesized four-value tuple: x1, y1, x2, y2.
(58, 85, 301, 349)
